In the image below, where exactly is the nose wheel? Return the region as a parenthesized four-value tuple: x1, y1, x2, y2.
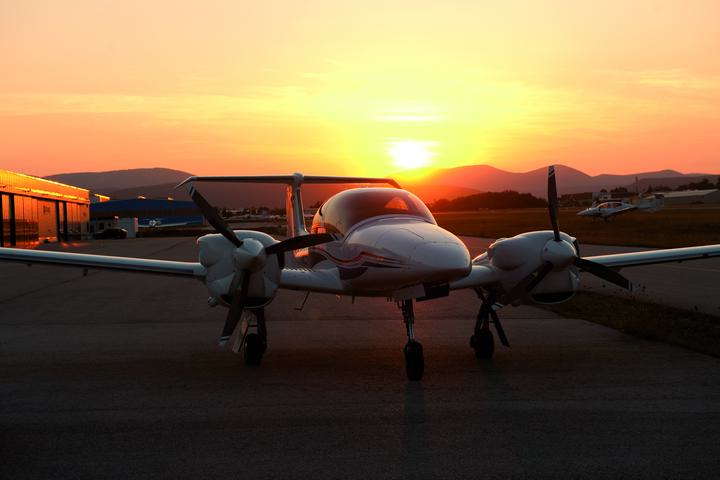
(470, 329, 494, 359)
(404, 341, 424, 381)
(399, 299, 424, 381)
(240, 309, 268, 366)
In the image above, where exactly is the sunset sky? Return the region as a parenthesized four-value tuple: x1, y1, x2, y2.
(1, 0, 719, 178)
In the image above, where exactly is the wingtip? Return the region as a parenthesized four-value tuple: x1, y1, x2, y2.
(175, 177, 196, 189)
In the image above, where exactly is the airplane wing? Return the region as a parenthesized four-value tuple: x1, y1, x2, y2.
(449, 265, 501, 290)
(0, 247, 206, 277)
(605, 205, 636, 217)
(582, 244, 720, 269)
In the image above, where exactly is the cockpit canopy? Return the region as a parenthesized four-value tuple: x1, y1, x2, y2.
(311, 187, 435, 235)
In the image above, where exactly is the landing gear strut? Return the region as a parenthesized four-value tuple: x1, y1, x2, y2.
(399, 299, 424, 381)
(470, 291, 510, 360)
(241, 309, 267, 366)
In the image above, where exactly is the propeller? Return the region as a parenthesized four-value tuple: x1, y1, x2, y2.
(266, 233, 335, 255)
(219, 268, 251, 345)
(547, 165, 561, 242)
(187, 184, 243, 248)
(499, 166, 631, 304)
(573, 256, 631, 290)
(499, 261, 554, 305)
(185, 183, 336, 345)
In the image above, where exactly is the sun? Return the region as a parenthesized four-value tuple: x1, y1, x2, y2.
(387, 140, 436, 170)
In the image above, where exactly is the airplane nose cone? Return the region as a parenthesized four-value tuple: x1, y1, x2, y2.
(411, 242, 472, 280)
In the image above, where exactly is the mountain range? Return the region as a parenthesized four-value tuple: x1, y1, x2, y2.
(45, 165, 719, 208)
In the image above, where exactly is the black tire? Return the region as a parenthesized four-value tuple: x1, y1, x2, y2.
(403, 341, 424, 381)
(244, 333, 265, 366)
(471, 330, 495, 360)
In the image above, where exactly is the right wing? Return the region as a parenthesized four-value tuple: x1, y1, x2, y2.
(582, 244, 720, 269)
(0, 247, 206, 277)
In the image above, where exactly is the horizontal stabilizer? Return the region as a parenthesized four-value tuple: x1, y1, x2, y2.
(177, 174, 400, 189)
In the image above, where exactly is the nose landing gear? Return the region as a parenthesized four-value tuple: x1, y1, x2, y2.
(399, 299, 424, 381)
(239, 309, 268, 366)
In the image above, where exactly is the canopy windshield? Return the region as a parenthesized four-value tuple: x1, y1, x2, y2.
(311, 188, 435, 235)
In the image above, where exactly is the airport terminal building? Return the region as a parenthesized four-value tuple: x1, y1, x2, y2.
(0, 169, 90, 248)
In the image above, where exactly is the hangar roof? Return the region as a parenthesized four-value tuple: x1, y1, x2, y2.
(661, 189, 718, 198)
(0, 168, 89, 204)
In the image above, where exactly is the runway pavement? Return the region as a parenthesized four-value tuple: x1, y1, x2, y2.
(2, 237, 720, 479)
(462, 237, 720, 316)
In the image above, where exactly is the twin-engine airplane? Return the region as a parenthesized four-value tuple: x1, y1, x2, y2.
(1, 167, 718, 380)
(577, 195, 664, 220)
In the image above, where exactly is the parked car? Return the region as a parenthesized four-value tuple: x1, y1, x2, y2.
(93, 227, 128, 239)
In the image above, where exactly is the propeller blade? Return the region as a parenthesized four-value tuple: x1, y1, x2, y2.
(219, 270, 251, 345)
(547, 165, 561, 242)
(500, 261, 555, 305)
(186, 184, 242, 248)
(489, 309, 510, 347)
(265, 233, 335, 255)
(574, 257, 632, 290)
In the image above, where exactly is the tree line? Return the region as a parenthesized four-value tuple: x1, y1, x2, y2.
(430, 191, 547, 212)
(645, 177, 720, 194)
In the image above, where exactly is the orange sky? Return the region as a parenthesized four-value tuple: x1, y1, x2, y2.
(1, 0, 719, 178)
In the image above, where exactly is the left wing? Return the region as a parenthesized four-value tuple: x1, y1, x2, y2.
(0, 247, 205, 277)
(582, 244, 720, 269)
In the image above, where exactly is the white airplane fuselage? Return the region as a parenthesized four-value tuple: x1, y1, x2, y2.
(576, 201, 635, 218)
(303, 216, 472, 295)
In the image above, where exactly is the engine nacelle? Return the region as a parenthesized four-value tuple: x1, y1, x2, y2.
(483, 231, 580, 305)
(527, 269, 579, 304)
(198, 230, 282, 307)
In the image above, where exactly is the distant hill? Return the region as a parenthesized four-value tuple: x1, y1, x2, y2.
(49, 165, 720, 208)
(46, 168, 193, 193)
(103, 176, 480, 208)
(105, 182, 389, 209)
(402, 164, 718, 198)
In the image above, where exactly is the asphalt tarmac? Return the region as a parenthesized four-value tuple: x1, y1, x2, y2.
(2, 237, 720, 479)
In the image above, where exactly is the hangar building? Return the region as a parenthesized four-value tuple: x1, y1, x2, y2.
(0, 169, 90, 248)
(661, 189, 720, 205)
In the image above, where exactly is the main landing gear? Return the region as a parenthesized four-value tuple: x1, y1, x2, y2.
(470, 291, 510, 360)
(240, 309, 268, 366)
(399, 299, 424, 381)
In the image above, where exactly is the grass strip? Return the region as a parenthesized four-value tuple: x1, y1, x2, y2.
(435, 207, 720, 248)
(540, 291, 720, 357)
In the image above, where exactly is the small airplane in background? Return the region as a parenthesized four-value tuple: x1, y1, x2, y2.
(1, 168, 717, 381)
(577, 195, 664, 220)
